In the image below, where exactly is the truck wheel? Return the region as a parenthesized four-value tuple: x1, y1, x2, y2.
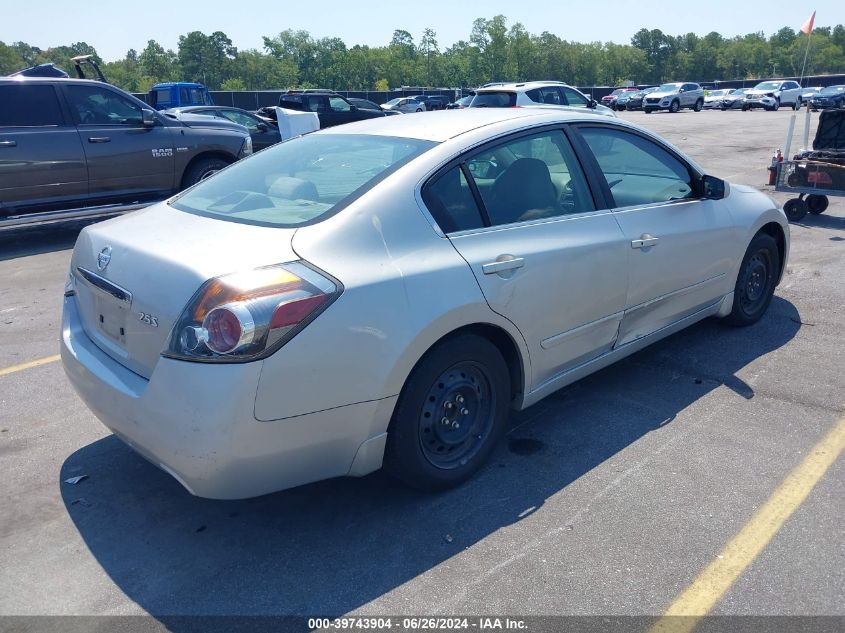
(669, 100, 680, 113)
(806, 194, 829, 215)
(693, 99, 703, 112)
(783, 198, 808, 222)
(182, 157, 230, 189)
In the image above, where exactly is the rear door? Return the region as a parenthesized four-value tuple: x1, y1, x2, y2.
(423, 127, 629, 389)
(0, 83, 88, 215)
(62, 83, 176, 206)
(575, 124, 737, 346)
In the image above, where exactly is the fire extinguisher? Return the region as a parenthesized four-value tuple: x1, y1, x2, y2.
(768, 150, 778, 185)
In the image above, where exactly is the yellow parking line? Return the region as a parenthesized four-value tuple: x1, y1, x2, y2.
(0, 354, 61, 377)
(650, 415, 845, 633)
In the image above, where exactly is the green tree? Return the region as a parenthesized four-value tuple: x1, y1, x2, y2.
(178, 31, 236, 89)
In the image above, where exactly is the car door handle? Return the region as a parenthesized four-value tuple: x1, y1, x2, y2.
(88, 137, 111, 143)
(632, 235, 660, 249)
(0, 140, 16, 147)
(482, 257, 525, 274)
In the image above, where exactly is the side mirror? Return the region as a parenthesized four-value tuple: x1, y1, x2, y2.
(702, 175, 728, 200)
(589, 99, 598, 109)
(349, 105, 358, 112)
(256, 122, 268, 132)
(142, 109, 156, 127)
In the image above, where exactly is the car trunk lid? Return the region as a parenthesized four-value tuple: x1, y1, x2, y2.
(69, 203, 298, 379)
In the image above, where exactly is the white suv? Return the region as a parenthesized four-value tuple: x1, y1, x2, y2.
(743, 80, 803, 111)
(469, 81, 616, 117)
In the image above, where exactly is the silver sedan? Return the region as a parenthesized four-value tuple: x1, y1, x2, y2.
(61, 109, 789, 499)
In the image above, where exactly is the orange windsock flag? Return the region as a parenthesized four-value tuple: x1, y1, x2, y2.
(801, 10, 816, 35)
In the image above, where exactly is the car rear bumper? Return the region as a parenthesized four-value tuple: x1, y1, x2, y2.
(61, 295, 395, 499)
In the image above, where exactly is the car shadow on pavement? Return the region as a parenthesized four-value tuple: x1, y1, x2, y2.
(60, 297, 801, 621)
(0, 218, 114, 261)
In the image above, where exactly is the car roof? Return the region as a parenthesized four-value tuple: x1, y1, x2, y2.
(0, 76, 108, 86)
(475, 81, 573, 92)
(320, 108, 612, 142)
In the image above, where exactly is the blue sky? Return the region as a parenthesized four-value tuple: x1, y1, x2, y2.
(1, 1, 838, 61)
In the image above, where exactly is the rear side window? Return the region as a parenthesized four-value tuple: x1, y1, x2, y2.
(0, 85, 64, 127)
(525, 87, 563, 105)
(154, 88, 170, 106)
(171, 133, 435, 227)
(422, 166, 484, 233)
(469, 92, 517, 108)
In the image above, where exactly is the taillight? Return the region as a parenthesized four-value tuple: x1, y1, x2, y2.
(164, 262, 340, 363)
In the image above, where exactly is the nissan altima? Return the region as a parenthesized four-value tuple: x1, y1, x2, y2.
(61, 109, 789, 499)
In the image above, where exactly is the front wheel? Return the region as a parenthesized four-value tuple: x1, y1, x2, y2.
(724, 233, 780, 327)
(771, 98, 780, 111)
(644, 108, 653, 114)
(181, 156, 230, 189)
(384, 334, 511, 490)
(693, 99, 703, 112)
(669, 100, 680, 113)
(416, 108, 423, 113)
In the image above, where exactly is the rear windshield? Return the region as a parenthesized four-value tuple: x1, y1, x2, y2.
(171, 134, 435, 227)
(469, 92, 517, 108)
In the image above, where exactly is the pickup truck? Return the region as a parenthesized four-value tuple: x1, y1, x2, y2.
(0, 77, 252, 228)
(148, 82, 214, 110)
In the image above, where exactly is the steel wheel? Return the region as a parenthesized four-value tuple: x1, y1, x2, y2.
(418, 362, 494, 470)
(725, 233, 779, 327)
(384, 334, 510, 490)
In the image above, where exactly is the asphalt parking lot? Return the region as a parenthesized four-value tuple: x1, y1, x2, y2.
(0, 109, 843, 630)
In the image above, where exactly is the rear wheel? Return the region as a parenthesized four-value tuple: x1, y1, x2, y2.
(783, 197, 809, 222)
(384, 334, 510, 491)
(793, 98, 802, 111)
(669, 100, 681, 113)
(693, 99, 703, 112)
(807, 194, 829, 215)
(725, 233, 779, 327)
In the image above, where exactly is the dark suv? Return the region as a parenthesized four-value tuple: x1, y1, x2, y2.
(276, 90, 386, 128)
(0, 78, 252, 227)
(411, 95, 450, 111)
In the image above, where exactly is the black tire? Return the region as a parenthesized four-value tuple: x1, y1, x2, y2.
(693, 99, 703, 112)
(806, 194, 829, 215)
(644, 108, 653, 114)
(793, 98, 802, 111)
(416, 108, 423, 113)
(742, 104, 749, 111)
(384, 334, 511, 491)
(771, 98, 780, 111)
(182, 157, 229, 189)
(724, 233, 780, 327)
(783, 197, 809, 222)
(669, 100, 681, 113)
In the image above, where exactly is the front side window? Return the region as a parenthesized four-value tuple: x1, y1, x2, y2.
(579, 127, 694, 208)
(66, 85, 143, 125)
(0, 85, 64, 127)
(329, 97, 351, 112)
(220, 110, 259, 130)
(171, 134, 435, 227)
(562, 87, 590, 107)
